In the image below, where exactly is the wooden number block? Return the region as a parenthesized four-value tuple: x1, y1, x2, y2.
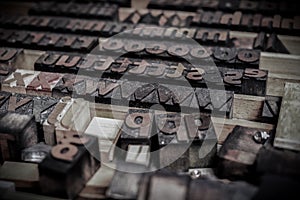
(39, 131, 100, 199)
(0, 112, 38, 164)
(217, 126, 270, 180)
(1, 69, 39, 94)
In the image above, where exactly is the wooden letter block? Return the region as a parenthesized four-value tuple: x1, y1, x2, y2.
(1, 69, 39, 94)
(0, 112, 38, 164)
(39, 131, 100, 199)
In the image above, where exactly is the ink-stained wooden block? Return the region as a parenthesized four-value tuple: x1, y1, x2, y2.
(242, 68, 267, 96)
(39, 131, 100, 199)
(117, 109, 157, 152)
(195, 88, 233, 117)
(256, 145, 300, 179)
(1, 69, 39, 94)
(274, 82, 300, 151)
(26, 71, 62, 96)
(188, 178, 258, 200)
(0, 161, 39, 189)
(217, 126, 270, 180)
(0, 112, 38, 164)
(155, 113, 217, 171)
(0, 93, 33, 115)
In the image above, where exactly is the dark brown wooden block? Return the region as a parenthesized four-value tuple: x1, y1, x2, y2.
(188, 178, 257, 200)
(117, 109, 156, 152)
(217, 126, 271, 180)
(39, 131, 100, 199)
(0, 112, 38, 164)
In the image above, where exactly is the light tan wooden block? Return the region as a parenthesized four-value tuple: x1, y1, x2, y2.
(232, 94, 265, 121)
(274, 82, 300, 151)
(0, 161, 38, 189)
(1, 69, 39, 94)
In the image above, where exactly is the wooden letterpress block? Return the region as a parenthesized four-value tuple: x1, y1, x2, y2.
(232, 94, 265, 121)
(0, 93, 33, 115)
(43, 98, 91, 145)
(217, 126, 270, 180)
(155, 113, 217, 171)
(92, 78, 122, 105)
(21, 142, 51, 163)
(107, 163, 146, 199)
(195, 88, 233, 117)
(1, 69, 39, 94)
(0, 161, 39, 190)
(52, 74, 86, 98)
(0, 112, 38, 164)
(261, 96, 281, 123)
(0, 48, 20, 71)
(39, 131, 100, 199)
(138, 173, 190, 200)
(117, 109, 156, 152)
(84, 117, 123, 163)
(274, 82, 300, 151)
(213, 47, 237, 66)
(155, 113, 189, 171)
(26, 71, 62, 96)
(256, 145, 300, 179)
(188, 179, 257, 200)
(242, 68, 267, 96)
(184, 113, 217, 168)
(125, 145, 151, 167)
(0, 91, 11, 112)
(236, 49, 260, 68)
(43, 97, 71, 145)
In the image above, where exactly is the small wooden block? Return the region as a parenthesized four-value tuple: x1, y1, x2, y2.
(0, 161, 39, 189)
(274, 82, 300, 151)
(39, 132, 100, 199)
(0, 112, 38, 164)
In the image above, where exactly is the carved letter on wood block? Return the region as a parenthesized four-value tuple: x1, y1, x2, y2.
(117, 109, 156, 153)
(0, 112, 38, 164)
(39, 131, 100, 199)
(1, 69, 39, 94)
(26, 71, 62, 96)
